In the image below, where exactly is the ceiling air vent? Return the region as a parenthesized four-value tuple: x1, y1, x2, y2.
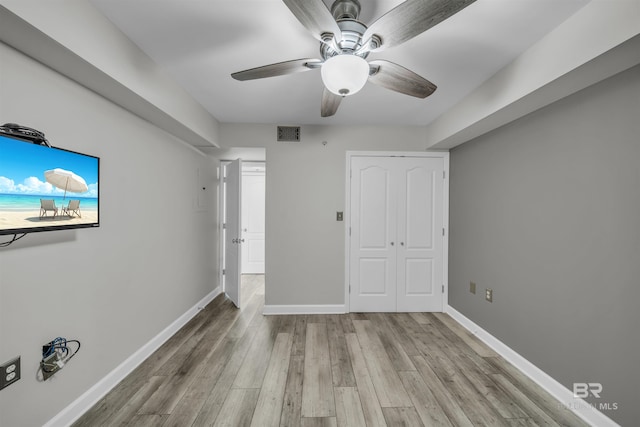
(277, 126, 300, 142)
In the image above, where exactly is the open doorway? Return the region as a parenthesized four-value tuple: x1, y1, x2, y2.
(220, 160, 266, 308)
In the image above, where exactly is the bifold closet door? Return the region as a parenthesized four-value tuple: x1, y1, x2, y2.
(350, 156, 397, 312)
(395, 157, 444, 312)
(349, 156, 444, 312)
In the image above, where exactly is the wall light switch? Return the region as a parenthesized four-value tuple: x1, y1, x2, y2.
(470, 282, 476, 294)
(336, 212, 343, 221)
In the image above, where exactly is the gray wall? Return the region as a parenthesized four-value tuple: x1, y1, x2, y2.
(220, 123, 429, 307)
(0, 42, 219, 426)
(449, 64, 640, 426)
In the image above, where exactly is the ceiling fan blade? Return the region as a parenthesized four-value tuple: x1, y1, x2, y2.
(368, 60, 436, 98)
(231, 58, 322, 81)
(321, 88, 343, 117)
(362, 0, 476, 52)
(282, 0, 342, 43)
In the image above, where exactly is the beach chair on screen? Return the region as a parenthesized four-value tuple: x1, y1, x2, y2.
(63, 200, 81, 218)
(39, 199, 58, 219)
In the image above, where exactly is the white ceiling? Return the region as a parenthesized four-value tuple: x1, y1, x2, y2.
(89, 0, 589, 127)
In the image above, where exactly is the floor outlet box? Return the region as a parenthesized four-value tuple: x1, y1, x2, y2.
(0, 356, 21, 390)
(41, 352, 63, 381)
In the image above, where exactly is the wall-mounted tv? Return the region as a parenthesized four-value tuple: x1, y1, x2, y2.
(0, 133, 99, 235)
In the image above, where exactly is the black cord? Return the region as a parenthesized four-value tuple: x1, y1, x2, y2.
(0, 233, 27, 247)
(61, 340, 81, 362)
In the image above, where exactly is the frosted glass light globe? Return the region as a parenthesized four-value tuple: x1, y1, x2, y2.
(321, 55, 369, 96)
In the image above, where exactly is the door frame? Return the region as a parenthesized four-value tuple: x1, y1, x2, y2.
(344, 151, 450, 312)
(218, 160, 227, 299)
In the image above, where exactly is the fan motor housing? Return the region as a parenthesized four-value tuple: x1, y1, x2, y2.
(321, 19, 369, 59)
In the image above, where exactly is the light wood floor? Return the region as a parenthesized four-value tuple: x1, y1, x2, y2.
(74, 275, 587, 426)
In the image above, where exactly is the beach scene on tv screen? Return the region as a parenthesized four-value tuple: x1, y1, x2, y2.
(0, 135, 98, 232)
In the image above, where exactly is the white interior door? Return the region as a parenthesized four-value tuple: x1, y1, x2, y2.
(396, 157, 444, 312)
(349, 155, 445, 312)
(349, 157, 397, 312)
(241, 170, 265, 274)
(224, 159, 242, 308)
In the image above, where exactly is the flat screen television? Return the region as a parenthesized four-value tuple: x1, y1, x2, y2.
(0, 133, 99, 235)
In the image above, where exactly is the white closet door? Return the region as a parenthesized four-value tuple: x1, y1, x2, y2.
(349, 155, 445, 313)
(349, 156, 397, 312)
(396, 157, 444, 312)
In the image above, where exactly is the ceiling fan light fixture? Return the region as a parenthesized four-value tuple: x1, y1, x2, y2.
(321, 55, 369, 97)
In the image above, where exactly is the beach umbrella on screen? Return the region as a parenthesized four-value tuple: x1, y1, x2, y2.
(44, 168, 88, 199)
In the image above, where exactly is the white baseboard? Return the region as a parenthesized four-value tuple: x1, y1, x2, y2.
(445, 305, 620, 427)
(263, 304, 346, 315)
(44, 286, 221, 427)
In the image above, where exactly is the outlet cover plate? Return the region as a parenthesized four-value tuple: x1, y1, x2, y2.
(470, 282, 476, 294)
(485, 288, 493, 302)
(0, 356, 21, 390)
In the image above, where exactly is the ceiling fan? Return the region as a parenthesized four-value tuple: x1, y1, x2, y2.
(231, 0, 476, 117)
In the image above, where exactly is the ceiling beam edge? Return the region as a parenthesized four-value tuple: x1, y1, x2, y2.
(0, 3, 221, 149)
(424, 0, 640, 150)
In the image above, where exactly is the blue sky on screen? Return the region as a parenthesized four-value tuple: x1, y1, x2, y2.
(0, 135, 99, 197)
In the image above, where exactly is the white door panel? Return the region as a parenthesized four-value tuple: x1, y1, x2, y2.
(359, 258, 389, 294)
(246, 239, 265, 267)
(404, 259, 433, 295)
(350, 158, 396, 312)
(359, 165, 394, 248)
(404, 166, 434, 249)
(241, 171, 265, 274)
(397, 158, 443, 312)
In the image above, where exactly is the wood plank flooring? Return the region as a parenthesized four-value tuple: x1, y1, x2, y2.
(74, 275, 588, 427)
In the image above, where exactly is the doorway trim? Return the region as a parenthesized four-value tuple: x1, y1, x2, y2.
(344, 151, 450, 313)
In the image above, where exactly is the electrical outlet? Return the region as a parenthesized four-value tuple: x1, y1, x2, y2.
(336, 211, 343, 221)
(41, 352, 63, 381)
(485, 288, 493, 302)
(0, 356, 21, 390)
(470, 281, 476, 294)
